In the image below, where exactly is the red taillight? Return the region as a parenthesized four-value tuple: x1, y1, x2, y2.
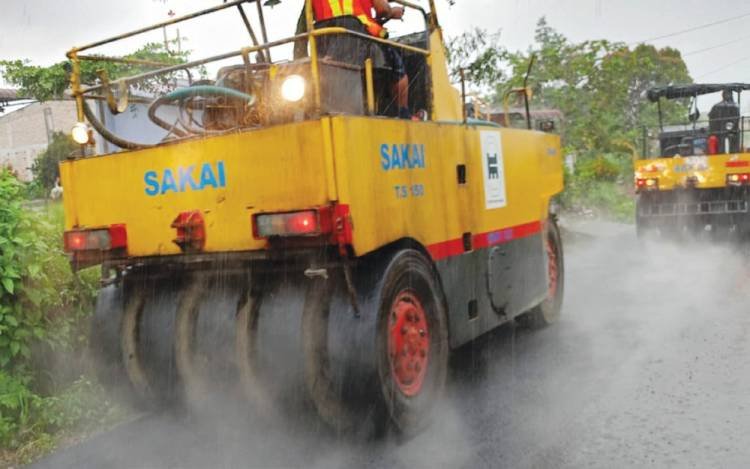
(253, 204, 353, 253)
(171, 211, 206, 252)
(636, 178, 658, 191)
(287, 211, 319, 235)
(64, 225, 127, 252)
(254, 210, 322, 238)
(727, 173, 750, 186)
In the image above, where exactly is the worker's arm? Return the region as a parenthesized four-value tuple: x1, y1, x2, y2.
(372, 0, 404, 21)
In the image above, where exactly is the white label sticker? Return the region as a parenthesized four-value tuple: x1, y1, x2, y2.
(480, 130, 507, 209)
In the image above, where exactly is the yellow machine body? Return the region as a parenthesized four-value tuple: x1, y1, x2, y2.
(60, 117, 562, 259)
(634, 153, 750, 191)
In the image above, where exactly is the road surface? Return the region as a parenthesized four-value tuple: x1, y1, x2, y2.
(32, 220, 750, 468)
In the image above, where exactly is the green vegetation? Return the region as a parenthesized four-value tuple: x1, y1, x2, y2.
(28, 132, 78, 197)
(448, 19, 692, 221)
(0, 42, 190, 102)
(0, 40, 199, 463)
(0, 170, 126, 464)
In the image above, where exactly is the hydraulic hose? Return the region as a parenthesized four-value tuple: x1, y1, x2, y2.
(147, 85, 256, 137)
(83, 85, 256, 151)
(82, 99, 154, 151)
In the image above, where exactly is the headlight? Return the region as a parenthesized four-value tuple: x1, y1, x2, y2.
(280, 75, 306, 102)
(725, 121, 735, 131)
(71, 122, 90, 144)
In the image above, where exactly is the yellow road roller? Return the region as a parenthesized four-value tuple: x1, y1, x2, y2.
(635, 83, 750, 239)
(60, 0, 564, 435)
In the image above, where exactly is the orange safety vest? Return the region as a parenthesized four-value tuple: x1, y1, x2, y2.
(311, 0, 387, 38)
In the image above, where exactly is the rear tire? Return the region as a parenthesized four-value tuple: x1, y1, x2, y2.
(120, 289, 156, 404)
(89, 284, 147, 409)
(376, 249, 449, 436)
(517, 219, 564, 329)
(235, 286, 282, 421)
(303, 249, 449, 437)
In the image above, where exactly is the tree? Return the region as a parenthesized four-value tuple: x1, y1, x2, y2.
(31, 132, 77, 192)
(445, 28, 506, 94)
(0, 42, 190, 102)
(498, 18, 692, 156)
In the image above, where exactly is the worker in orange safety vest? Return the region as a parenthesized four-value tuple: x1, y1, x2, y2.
(312, 0, 411, 119)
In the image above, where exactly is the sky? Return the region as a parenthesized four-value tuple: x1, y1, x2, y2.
(2, 0, 750, 110)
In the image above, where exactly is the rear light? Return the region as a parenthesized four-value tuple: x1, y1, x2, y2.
(171, 211, 206, 252)
(727, 173, 750, 186)
(253, 204, 353, 254)
(254, 210, 324, 238)
(636, 178, 658, 191)
(726, 160, 750, 168)
(64, 224, 127, 252)
(63, 224, 127, 270)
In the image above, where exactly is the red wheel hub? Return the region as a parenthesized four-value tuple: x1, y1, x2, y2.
(388, 290, 430, 397)
(546, 236, 559, 299)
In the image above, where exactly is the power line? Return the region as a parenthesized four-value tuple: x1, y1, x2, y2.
(683, 34, 750, 57)
(695, 54, 750, 80)
(630, 11, 750, 45)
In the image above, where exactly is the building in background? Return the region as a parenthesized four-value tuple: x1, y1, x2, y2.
(0, 99, 77, 181)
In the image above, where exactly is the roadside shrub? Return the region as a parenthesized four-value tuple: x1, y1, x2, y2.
(31, 132, 77, 194)
(0, 371, 36, 448)
(0, 169, 113, 459)
(576, 154, 621, 182)
(0, 170, 46, 370)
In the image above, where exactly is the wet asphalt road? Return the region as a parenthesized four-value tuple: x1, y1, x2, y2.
(32, 221, 750, 468)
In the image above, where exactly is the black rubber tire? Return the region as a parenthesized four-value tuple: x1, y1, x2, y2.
(303, 249, 449, 437)
(89, 284, 148, 409)
(120, 288, 156, 403)
(375, 249, 449, 436)
(302, 275, 357, 433)
(235, 286, 283, 422)
(517, 219, 564, 329)
(174, 277, 210, 406)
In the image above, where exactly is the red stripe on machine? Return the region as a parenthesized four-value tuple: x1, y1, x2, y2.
(426, 238, 465, 261)
(473, 221, 541, 250)
(726, 161, 750, 168)
(427, 221, 543, 261)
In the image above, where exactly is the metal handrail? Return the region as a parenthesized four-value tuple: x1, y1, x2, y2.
(66, 0, 437, 142)
(67, 0, 254, 55)
(76, 27, 429, 95)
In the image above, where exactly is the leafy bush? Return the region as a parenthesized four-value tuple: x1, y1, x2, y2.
(0, 371, 126, 461)
(576, 154, 622, 182)
(0, 170, 98, 370)
(31, 132, 78, 193)
(0, 169, 113, 459)
(0, 371, 36, 448)
(0, 170, 46, 369)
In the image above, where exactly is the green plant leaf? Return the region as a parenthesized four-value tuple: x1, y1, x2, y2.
(1, 278, 14, 295)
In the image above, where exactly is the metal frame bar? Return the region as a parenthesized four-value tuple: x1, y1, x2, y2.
(68, 0, 436, 135)
(77, 28, 429, 95)
(77, 55, 176, 68)
(68, 0, 253, 54)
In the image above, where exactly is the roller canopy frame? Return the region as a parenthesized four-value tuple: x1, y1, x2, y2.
(647, 83, 750, 102)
